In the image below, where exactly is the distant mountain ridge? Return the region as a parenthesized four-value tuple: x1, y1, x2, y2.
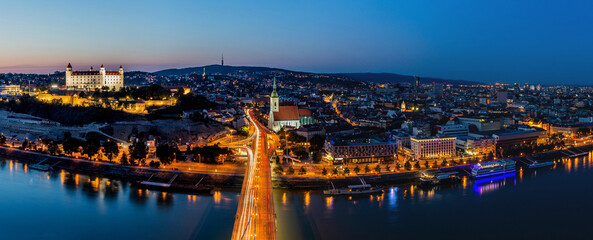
(153, 65, 480, 85)
(328, 72, 480, 85)
(154, 65, 293, 76)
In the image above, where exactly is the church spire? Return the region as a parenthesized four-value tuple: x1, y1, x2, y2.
(271, 77, 278, 98)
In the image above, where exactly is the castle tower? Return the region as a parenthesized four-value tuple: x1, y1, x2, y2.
(100, 64, 106, 89)
(66, 63, 72, 87)
(268, 77, 280, 129)
(119, 65, 124, 90)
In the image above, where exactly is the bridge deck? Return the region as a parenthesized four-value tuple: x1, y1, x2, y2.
(231, 110, 276, 240)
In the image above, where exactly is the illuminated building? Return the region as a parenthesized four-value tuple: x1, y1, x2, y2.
(325, 133, 397, 164)
(410, 136, 456, 160)
(268, 78, 313, 132)
(66, 63, 124, 91)
(0, 85, 22, 95)
(436, 124, 468, 137)
(456, 135, 497, 155)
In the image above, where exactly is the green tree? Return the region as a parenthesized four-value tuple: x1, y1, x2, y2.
(48, 141, 61, 155)
(287, 132, 306, 143)
(291, 146, 308, 160)
(129, 141, 148, 165)
(321, 168, 328, 175)
(149, 160, 161, 168)
(83, 137, 101, 159)
(120, 152, 129, 165)
(156, 144, 176, 165)
(332, 168, 338, 175)
(384, 165, 391, 172)
(441, 158, 448, 167)
(374, 164, 381, 173)
(353, 165, 361, 174)
(404, 161, 412, 170)
(344, 167, 350, 175)
(414, 161, 421, 169)
(287, 166, 295, 175)
(364, 165, 370, 173)
(237, 126, 249, 137)
(298, 166, 307, 175)
(102, 140, 119, 162)
(62, 136, 81, 155)
(21, 140, 30, 150)
(424, 161, 429, 168)
(0, 134, 6, 146)
(309, 135, 326, 152)
(191, 145, 232, 164)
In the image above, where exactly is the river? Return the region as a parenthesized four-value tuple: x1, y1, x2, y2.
(1, 154, 593, 239)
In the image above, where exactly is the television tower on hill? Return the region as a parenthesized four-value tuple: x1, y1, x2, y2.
(221, 53, 224, 66)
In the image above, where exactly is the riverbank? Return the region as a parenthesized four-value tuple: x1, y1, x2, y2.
(273, 144, 593, 189)
(2, 144, 591, 190)
(0, 146, 245, 188)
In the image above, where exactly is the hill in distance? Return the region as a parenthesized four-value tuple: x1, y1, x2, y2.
(154, 65, 293, 76)
(154, 65, 480, 85)
(328, 73, 480, 85)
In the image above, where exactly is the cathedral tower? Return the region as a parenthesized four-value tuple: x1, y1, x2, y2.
(268, 77, 279, 128)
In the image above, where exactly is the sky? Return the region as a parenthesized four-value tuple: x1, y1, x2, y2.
(0, 0, 592, 85)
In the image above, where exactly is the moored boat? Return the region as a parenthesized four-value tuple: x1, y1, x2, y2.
(471, 159, 516, 178)
(323, 178, 383, 195)
(527, 161, 555, 169)
(419, 171, 461, 187)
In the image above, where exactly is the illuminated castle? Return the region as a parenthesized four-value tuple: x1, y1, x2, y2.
(65, 63, 124, 91)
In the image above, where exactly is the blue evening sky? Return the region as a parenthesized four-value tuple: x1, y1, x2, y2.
(0, 0, 591, 84)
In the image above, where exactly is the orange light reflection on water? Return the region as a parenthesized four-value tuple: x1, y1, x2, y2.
(60, 170, 65, 185)
(325, 196, 333, 209)
(213, 191, 221, 204)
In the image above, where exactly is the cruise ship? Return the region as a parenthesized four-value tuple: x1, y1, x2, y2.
(470, 159, 516, 178)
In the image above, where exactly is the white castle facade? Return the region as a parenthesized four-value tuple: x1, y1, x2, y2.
(65, 63, 124, 90)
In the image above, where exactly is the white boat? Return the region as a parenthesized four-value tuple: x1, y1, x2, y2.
(419, 171, 461, 186)
(471, 159, 516, 178)
(323, 178, 383, 195)
(528, 161, 555, 169)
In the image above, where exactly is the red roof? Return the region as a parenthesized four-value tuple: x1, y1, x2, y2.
(298, 108, 312, 117)
(274, 106, 300, 121)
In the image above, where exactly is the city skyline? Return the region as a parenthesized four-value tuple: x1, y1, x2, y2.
(1, 0, 592, 85)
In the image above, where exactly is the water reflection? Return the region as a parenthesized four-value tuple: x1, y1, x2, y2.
(472, 173, 516, 195)
(130, 188, 149, 204)
(157, 192, 174, 208)
(388, 187, 397, 208)
(0, 158, 239, 239)
(0, 158, 230, 210)
(325, 196, 333, 209)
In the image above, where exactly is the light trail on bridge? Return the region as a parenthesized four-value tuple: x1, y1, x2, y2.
(231, 109, 276, 240)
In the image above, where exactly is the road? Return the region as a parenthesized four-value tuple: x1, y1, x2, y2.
(231, 109, 276, 240)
